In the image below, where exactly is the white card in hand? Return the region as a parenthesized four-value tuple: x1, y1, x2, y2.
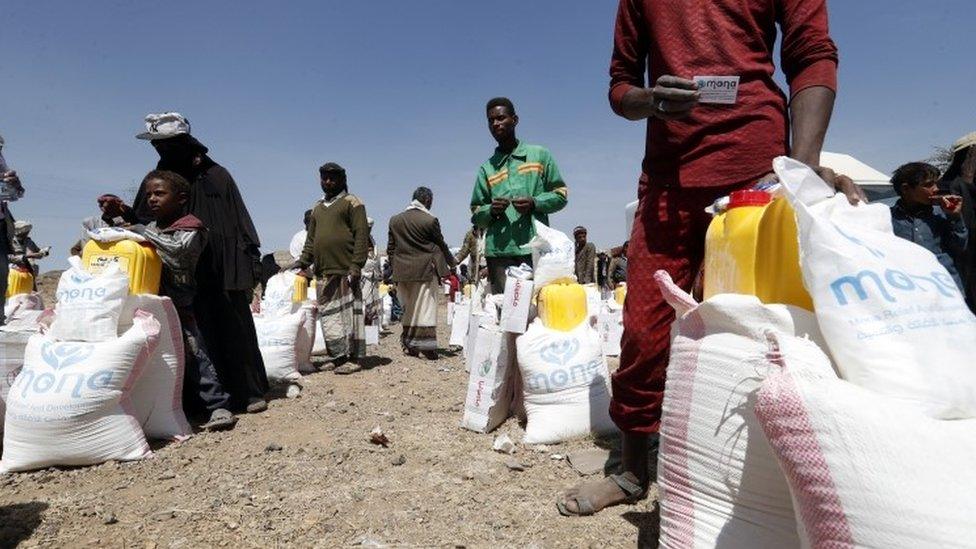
(693, 76, 740, 104)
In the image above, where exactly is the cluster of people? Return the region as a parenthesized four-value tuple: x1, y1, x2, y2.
(1, 0, 974, 535)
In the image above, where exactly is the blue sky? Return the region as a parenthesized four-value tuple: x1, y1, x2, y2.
(2, 1, 973, 269)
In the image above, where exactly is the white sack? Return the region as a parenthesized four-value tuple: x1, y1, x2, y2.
(516, 319, 616, 444)
(1, 314, 159, 473)
(254, 309, 306, 384)
(755, 335, 976, 549)
(461, 325, 516, 433)
(0, 321, 38, 436)
(654, 271, 830, 549)
(777, 156, 976, 418)
(295, 302, 316, 373)
(4, 292, 44, 320)
(50, 257, 129, 342)
(262, 271, 299, 317)
(525, 220, 576, 288)
(597, 302, 623, 357)
(118, 295, 192, 440)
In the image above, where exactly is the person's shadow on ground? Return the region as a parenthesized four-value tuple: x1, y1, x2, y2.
(623, 509, 660, 549)
(359, 356, 393, 370)
(0, 501, 48, 547)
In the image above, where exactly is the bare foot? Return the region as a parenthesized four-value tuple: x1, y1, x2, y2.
(556, 471, 645, 516)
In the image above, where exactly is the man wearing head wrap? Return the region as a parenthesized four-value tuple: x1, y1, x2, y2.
(294, 162, 371, 374)
(134, 112, 269, 413)
(573, 226, 596, 284)
(8, 220, 49, 282)
(943, 131, 976, 311)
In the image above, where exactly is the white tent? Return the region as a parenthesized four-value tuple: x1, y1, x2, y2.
(819, 152, 890, 186)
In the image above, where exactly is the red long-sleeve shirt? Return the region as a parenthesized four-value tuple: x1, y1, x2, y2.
(610, 0, 838, 187)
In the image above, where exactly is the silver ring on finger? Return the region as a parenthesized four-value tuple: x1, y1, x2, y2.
(656, 99, 669, 113)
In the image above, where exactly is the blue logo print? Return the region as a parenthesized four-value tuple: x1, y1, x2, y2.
(41, 341, 94, 371)
(540, 339, 580, 366)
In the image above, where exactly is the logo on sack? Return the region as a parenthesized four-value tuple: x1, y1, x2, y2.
(479, 358, 492, 376)
(540, 339, 580, 366)
(830, 268, 958, 306)
(41, 342, 94, 370)
(14, 342, 114, 399)
(56, 286, 108, 302)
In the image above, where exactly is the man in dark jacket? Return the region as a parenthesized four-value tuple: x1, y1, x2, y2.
(388, 187, 456, 359)
(0, 134, 25, 325)
(134, 112, 269, 413)
(944, 132, 976, 310)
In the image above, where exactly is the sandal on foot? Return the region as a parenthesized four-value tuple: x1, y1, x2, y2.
(555, 473, 646, 517)
(334, 361, 363, 375)
(201, 408, 237, 431)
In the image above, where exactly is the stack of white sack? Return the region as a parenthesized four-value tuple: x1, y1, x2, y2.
(750, 157, 976, 547)
(0, 294, 46, 436)
(654, 271, 830, 548)
(656, 159, 976, 548)
(460, 222, 620, 444)
(255, 271, 315, 392)
(1, 259, 167, 472)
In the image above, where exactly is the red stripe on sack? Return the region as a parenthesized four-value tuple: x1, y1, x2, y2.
(160, 299, 193, 439)
(658, 309, 706, 548)
(755, 370, 854, 547)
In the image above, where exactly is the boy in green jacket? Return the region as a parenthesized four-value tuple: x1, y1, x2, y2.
(470, 97, 568, 293)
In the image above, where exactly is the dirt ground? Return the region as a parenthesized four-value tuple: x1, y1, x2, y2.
(0, 273, 659, 548)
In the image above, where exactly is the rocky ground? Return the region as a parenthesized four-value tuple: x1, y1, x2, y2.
(0, 274, 659, 548)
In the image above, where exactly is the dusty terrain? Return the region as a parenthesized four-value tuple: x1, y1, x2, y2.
(0, 273, 659, 548)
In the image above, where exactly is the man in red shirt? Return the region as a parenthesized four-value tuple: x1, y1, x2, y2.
(557, 0, 863, 517)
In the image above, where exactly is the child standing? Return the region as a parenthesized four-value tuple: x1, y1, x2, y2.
(134, 170, 237, 430)
(890, 162, 968, 290)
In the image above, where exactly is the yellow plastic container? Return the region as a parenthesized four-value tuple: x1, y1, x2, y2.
(463, 284, 473, 298)
(293, 275, 308, 302)
(614, 284, 627, 306)
(537, 283, 587, 332)
(82, 239, 162, 295)
(703, 191, 812, 310)
(379, 283, 389, 297)
(6, 267, 33, 297)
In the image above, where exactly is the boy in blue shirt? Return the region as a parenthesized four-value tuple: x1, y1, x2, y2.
(890, 162, 968, 290)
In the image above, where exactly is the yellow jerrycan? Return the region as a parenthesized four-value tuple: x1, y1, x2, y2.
(6, 266, 33, 297)
(613, 284, 627, 306)
(703, 190, 812, 310)
(82, 239, 162, 295)
(292, 275, 309, 302)
(537, 282, 588, 332)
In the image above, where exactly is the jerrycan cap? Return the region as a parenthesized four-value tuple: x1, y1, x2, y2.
(728, 190, 772, 209)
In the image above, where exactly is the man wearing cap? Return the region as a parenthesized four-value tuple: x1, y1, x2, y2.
(557, 0, 862, 517)
(0, 134, 25, 325)
(944, 131, 976, 311)
(294, 162, 370, 374)
(470, 97, 569, 294)
(134, 112, 269, 413)
(573, 226, 597, 285)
